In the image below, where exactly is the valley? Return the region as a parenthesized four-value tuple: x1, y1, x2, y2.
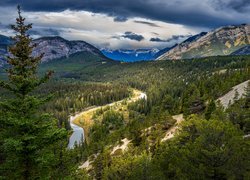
(0, 5, 249, 179)
(53, 54, 249, 178)
(1, 43, 249, 178)
(78, 78, 250, 173)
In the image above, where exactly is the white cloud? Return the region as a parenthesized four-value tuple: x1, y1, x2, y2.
(0, 7, 208, 49)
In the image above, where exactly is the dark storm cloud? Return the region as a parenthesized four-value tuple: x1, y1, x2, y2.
(228, 0, 250, 12)
(150, 38, 167, 42)
(171, 35, 190, 40)
(134, 20, 160, 27)
(122, 32, 144, 41)
(213, 0, 250, 12)
(113, 32, 144, 41)
(1, 0, 249, 28)
(150, 35, 191, 43)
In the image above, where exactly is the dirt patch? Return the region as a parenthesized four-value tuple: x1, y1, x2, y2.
(111, 138, 131, 155)
(161, 114, 184, 142)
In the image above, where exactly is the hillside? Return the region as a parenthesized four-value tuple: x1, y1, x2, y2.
(39, 51, 117, 79)
(153, 46, 174, 58)
(217, 80, 250, 108)
(157, 24, 250, 60)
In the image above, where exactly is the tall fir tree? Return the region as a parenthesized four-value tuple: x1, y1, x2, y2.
(0, 6, 67, 179)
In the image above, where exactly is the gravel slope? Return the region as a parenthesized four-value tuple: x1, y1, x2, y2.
(217, 80, 249, 109)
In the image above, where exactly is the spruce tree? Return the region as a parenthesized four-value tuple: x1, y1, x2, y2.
(0, 6, 67, 179)
(205, 99, 216, 120)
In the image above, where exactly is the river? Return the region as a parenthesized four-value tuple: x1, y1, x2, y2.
(68, 114, 84, 149)
(68, 89, 147, 149)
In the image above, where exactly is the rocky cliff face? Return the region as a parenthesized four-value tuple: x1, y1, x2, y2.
(157, 24, 250, 60)
(32, 36, 103, 62)
(0, 36, 103, 66)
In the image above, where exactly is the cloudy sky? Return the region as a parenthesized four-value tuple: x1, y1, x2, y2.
(0, 0, 249, 50)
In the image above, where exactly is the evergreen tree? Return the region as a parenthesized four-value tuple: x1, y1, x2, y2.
(182, 84, 205, 115)
(205, 99, 216, 120)
(156, 115, 249, 179)
(0, 6, 67, 179)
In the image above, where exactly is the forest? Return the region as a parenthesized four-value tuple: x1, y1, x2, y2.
(0, 7, 249, 180)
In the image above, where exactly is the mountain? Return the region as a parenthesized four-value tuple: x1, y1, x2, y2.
(0, 35, 106, 66)
(231, 45, 250, 55)
(101, 48, 159, 62)
(153, 44, 177, 58)
(32, 36, 104, 62)
(157, 24, 250, 60)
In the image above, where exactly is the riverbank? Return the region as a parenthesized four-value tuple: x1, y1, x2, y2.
(68, 89, 147, 146)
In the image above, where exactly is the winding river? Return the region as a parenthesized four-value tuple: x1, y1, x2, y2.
(68, 90, 147, 149)
(68, 114, 84, 149)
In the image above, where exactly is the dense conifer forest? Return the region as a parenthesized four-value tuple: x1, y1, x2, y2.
(0, 7, 249, 180)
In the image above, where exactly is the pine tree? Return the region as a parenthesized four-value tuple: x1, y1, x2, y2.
(156, 115, 249, 179)
(205, 99, 216, 120)
(182, 84, 205, 115)
(0, 6, 67, 179)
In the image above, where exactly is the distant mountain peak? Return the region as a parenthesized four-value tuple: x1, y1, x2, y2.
(182, 32, 207, 44)
(101, 48, 160, 62)
(157, 24, 250, 60)
(33, 36, 103, 62)
(0, 35, 104, 65)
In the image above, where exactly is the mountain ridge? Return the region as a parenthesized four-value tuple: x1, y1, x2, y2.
(1, 24, 250, 65)
(157, 24, 250, 60)
(0, 35, 106, 66)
